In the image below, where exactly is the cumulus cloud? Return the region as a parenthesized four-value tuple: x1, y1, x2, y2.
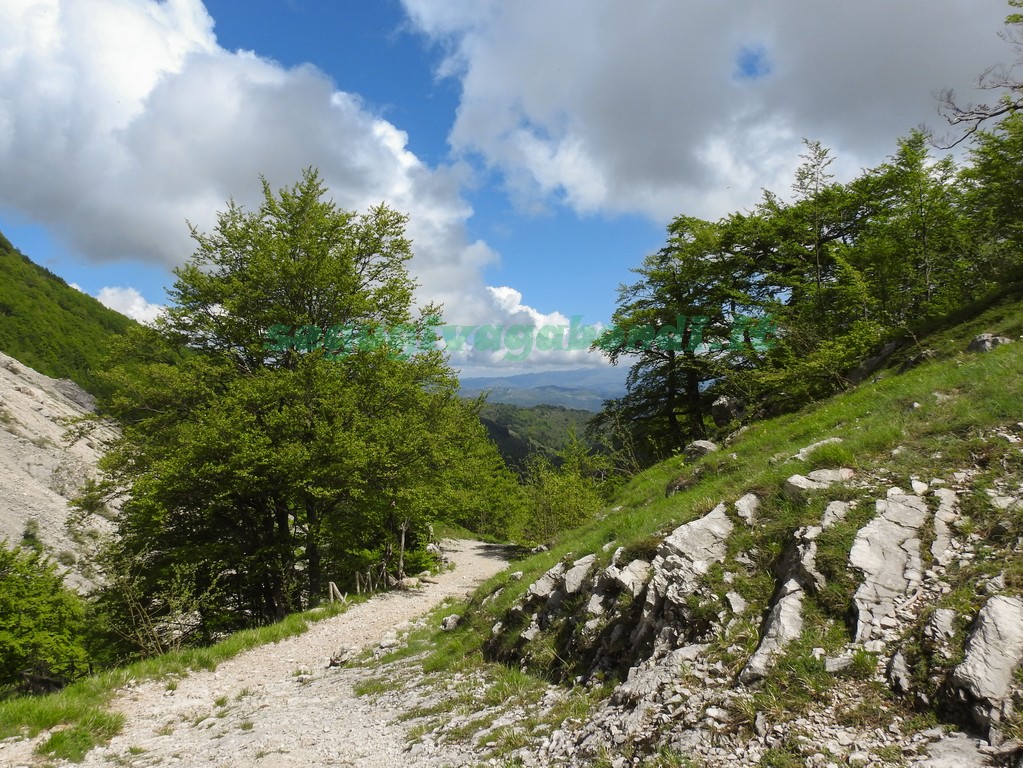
(440, 285, 608, 372)
(403, 0, 1013, 220)
(96, 286, 165, 324)
(0, 0, 509, 349)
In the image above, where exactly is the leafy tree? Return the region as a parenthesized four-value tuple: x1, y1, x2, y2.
(519, 434, 610, 544)
(594, 215, 767, 459)
(93, 169, 510, 649)
(0, 541, 88, 688)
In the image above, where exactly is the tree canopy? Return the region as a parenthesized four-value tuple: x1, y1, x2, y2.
(92, 170, 516, 651)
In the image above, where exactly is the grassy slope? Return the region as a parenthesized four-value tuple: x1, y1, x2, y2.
(358, 293, 1023, 762)
(0, 231, 135, 393)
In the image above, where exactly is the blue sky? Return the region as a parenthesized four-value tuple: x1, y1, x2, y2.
(0, 0, 1013, 373)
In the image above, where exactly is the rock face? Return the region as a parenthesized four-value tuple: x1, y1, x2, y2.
(488, 452, 1021, 766)
(0, 351, 114, 589)
(950, 596, 1023, 740)
(632, 503, 733, 655)
(849, 489, 928, 642)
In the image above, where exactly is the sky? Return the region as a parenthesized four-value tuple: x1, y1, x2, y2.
(0, 0, 1016, 375)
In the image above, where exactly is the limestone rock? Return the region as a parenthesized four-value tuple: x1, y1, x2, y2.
(684, 440, 719, 460)
(784, 468, 854, 499)
(441, 614, 462, 631)
(527, 563, 566, 600)
(656, 503, 732, 572)
(822, 500, 853, 528)
(931, 488, 959, 566)
(734, 493, 760, 526)
(919, 733, 992, 767)
(632, 504, 732, 651)
(967, 333, 1013, 353)
(615, 559, 652, 597)
(739, 578, 804, 683)
(564, 555, 596, 595)
(951, 596, 1023, 737)
(849, 490, 928, 642)
(807, 467, 855, 484)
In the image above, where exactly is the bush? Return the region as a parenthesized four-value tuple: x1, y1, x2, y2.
(0, 541, 88, 688)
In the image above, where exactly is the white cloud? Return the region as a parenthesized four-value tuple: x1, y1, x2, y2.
(0, 0, 513, 347)
(403, 0, 1013, 220)
(437, 285, 608, 371)
(96, 286, 165, 324)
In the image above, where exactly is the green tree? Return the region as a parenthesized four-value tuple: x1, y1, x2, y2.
(594, 215, 765, 460)
(0, 541, 88, 688)
(519, 434, 609, 543)
(94, 170, 510, 649)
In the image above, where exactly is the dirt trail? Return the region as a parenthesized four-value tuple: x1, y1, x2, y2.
(3, 539, 509, 768)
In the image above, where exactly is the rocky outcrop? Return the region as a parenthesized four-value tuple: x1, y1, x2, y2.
(967, 333, 1013, 353)
(849, 488, 928, 642)
(486, 450, 1022, 766)
(949, 596, 1023, 741)
(684, 440, 719, 461)
(739, 578, 803, 683)
(631, 503, 732, 655)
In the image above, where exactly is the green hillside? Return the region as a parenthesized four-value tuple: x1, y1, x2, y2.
(478, 402, 600, 471)
(0, 232, 135, 392)
(354, 290, 1023, 765)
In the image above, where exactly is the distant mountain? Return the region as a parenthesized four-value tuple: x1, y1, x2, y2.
(460, 367, 628, 411)
(0, 231, 135, 393)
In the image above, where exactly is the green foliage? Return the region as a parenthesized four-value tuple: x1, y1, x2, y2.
(598, 118, 1023, 463)
(518, 434, 611, 543)
(0, 540, 88, 689)
(478, 402, 602, 472)
(0, 232, 134, 392)
(94, 169, 513, 652)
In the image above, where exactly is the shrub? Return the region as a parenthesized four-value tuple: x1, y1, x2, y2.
(0, 541, 88, 688)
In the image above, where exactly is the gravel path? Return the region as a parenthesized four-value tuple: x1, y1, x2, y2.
(4, 540, 509, 768)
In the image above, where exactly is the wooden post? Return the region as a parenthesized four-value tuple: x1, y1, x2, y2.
(327, 582, 346, 604)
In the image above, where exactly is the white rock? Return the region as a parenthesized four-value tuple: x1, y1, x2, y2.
(684, 440, 719, 460)
(951, 596, 1023, 733)
(740, 578, 804, 683)
(806, 467, 855, 484)
(734, 493, 760, 525)
(931, 488, 959, 565)
(564, 555, 595, 595)
(615, 559, 652, 597)
(527, 563, 566, 600)
(849, 492, 928, 642)
(967, 333, 1013, 353)
(822, 500, 853, 529)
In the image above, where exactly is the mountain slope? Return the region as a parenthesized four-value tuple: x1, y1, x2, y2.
(361, 293, 1023, 766)
(0, 350, 114, 590)
(0, 232, 135, 393)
